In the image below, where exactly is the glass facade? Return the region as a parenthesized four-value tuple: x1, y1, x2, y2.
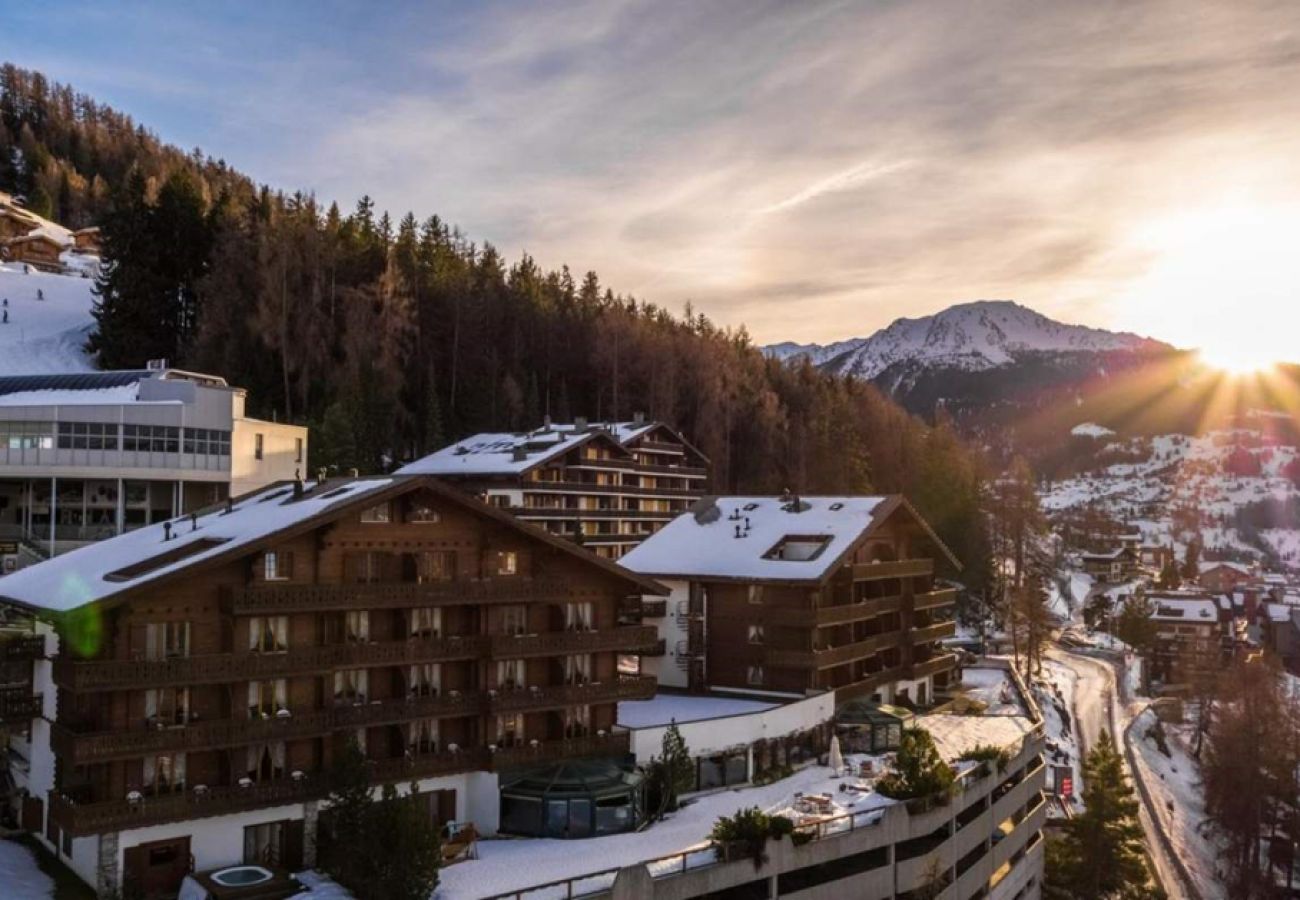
(499, 760, 643, 839)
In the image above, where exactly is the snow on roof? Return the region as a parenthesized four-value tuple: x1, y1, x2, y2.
(1264, 603, 1294, 623)
(620, 496, 888, 581)
(617, 693, 778, 729)
(398, 427, 610, 476)
(0, 479, 394, 613)
(1071, 422, 1116, 438)
(1151, 598, 1219, 622)
(0, 383, 149, 407)
(1199, 560, 1252, 575)
(917, 713, 1037, 763)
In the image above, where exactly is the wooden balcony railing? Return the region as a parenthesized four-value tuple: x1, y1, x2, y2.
(49, 733, 631, 835)
(0, 634, 45, 661)
(910, 621, 957, 645)
(489, 626, 658, 658)
(764, 596, 903, 627)
(513, 508, 680, 521)
(913, 588, 958, 612)
(852, 559, 934, 581)
(0, 687, 41, 724)
(641, 600, 668, 618)
(525, 481, 698, 499)
(229, 578, 573, 614)
(488, 675, 655, 713)
(765, 631, 902, 670)
(490, 731, 631, 771)
(908, 653, 959, 680)
(54, 635, 491, 692)
(51, 691, 486, 765)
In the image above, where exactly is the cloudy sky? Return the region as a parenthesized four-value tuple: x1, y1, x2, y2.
(6, 1, 1300, 361)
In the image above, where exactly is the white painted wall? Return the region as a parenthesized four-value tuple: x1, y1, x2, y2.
(625, 692, 834, 766)
(231, 419, 308, 497)
(640, 580, 689, 689)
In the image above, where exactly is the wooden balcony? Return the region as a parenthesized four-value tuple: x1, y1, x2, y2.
(835, 665, 910, 701)
(51, 691, 485, 765)
(488, 675, 656, 713)
(526, 481, 698, 499)
(229, 578, 572, 615)
(913, 588, 957, 612)
(910, 621, 957, 645)
(49, 746, 494, 836)
(765, 631, 902, 670)
(490, 731, 631, 771)
(490, 626, 658, 659)
(765, 596, 902, 627)
(514, 508, 679, 521)
(637, 440, 686, 455)
(0, 686, 41, 724)
(852, 559, 933, 581)
(54, 635, 491, 692)
(908, 653, 959, 680)
(0, 634, 45, 661)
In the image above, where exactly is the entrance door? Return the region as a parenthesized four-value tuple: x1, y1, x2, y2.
(123, 836, 191, 899)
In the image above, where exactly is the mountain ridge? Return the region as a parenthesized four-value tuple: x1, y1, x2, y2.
(765, 299, 1169, 380)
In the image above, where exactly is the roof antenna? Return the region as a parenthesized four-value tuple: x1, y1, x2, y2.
(163, 521, 172, 542)
(734, 523, 743, 539)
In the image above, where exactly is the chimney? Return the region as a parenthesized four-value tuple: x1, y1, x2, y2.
(542, 415, 552, 431)
(222, 497, 234, 516)
(633, 411, 645, 425)
(190, 512, 198, 532)
(574, 416, 588, 431)
(163, 521, 172, 542)
(293, 471, 304, 498)
(512, 446, 529, 462)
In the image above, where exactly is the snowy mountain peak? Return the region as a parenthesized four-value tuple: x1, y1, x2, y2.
(766, 299, 1166, 381)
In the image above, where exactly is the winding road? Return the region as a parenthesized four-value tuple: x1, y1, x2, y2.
(1046, 646, 1200, 900)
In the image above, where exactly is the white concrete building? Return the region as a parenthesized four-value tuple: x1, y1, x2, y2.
(0, 367, 307, 563)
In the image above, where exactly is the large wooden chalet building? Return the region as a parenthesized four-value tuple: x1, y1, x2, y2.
(620, 495, 960, 705)
(0, 475, 664, 897)
(399, 417, 708, 560)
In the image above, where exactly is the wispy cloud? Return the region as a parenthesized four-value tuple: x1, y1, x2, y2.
(7, 0, 1300, 349)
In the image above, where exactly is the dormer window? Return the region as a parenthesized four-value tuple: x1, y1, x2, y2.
(763, 534, 833, 562)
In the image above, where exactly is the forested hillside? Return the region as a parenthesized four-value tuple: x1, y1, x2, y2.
(0, 63, 989, 577)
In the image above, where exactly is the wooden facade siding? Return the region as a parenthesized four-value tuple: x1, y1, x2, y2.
(487, 674, 654, 714)
(852, 559, 934, 580)
(0, 686, 41, 724)
(0, 634, 45, 661)
(765, 631, 903, 670)
(913, 588, 958, 612)
(908, 653, 959, 680)
(910, 621, 957, 644)
(228, 578, 584, 614)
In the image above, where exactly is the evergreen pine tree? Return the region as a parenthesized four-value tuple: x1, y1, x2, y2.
(876, 728, 955, 803)
(661, 721, 694, 811)
(1046, 731, 1154, 899)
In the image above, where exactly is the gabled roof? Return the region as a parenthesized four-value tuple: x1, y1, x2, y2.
(619, 494, 959, 583)
(0, 475, 665, 616)
(398, 427, 630, 477)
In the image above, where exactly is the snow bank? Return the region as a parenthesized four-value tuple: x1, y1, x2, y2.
(0, 839, 54, 899)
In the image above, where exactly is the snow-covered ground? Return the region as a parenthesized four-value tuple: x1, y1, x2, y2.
(0, 838, 54, 899)
(959, 666, 1021, 715)
(0, 263, 97, 374)
(435, 758, 895, 899)
(1130, 708, 1226, 899)
(1033, 659, 1083, 809)
(1043, 428, 1300, 570)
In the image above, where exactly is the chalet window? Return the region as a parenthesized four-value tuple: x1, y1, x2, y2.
(747, 585, 764, 605)
(408, 664, 440, 697)
(412, 550, 456, 583)
(408, 607, 441, 639)
(244, 821, 284, 866)
(248, 679, 287, 718)
(254, 433, 264, 460)
(407, 501, 440, 524)
(563, 654, 592, 686)
(145, 687, 189, 727)
(499, 605, 528, 636)
(144, 752, 186, 794)
(564, 603, 593, 633)
(263, 551, 293, 581)
(334, 669, 368, 704)
(748, 625, 766, 645)
(345, 550, 394, 583)
(182, 427, 230, 455)
(249, 616, 288, 653)
(246, 742, 285, 783)
(345, 610, 370, 643)
(144, 622, 190, 660)
(564, 705, 591, 738)
(497, 659, 525, 691)
(1, 421, 54, 450)
(496, 551, 519, 576)
(353, 728, 367, 753)
(408, 718, 439, 755)
(496, 713, 524, 747)
(359, 502, 391, 524)
(746, 665, 765, 687)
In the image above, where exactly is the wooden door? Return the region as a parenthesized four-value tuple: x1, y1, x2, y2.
(123, 836, 191, 899)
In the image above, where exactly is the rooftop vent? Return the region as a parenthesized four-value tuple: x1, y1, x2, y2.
(829, 502, 845, 511)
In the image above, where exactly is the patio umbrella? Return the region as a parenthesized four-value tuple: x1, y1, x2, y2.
(828, 733, 844, 775)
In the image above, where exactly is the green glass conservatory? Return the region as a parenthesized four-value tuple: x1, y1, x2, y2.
(499, 759, 645, 838)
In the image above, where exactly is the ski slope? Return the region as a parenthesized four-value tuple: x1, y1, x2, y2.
(0, 263, 98, 374)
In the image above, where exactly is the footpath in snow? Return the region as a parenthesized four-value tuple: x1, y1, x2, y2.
(0, 263, 97, 375)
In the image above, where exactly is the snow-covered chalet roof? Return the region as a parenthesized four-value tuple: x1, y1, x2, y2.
(1151, 598, 1219, 622)
(1199, 560, 1252, 575)
(620, 495, 955, 583)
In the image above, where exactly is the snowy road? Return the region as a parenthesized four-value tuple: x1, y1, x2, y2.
(1047, 647, 1197, 900)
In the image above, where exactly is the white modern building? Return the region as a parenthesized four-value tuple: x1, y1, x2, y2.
(0, 367, 307, 564)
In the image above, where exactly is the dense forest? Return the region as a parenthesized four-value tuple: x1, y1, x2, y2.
(0, 63, 990, 578)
